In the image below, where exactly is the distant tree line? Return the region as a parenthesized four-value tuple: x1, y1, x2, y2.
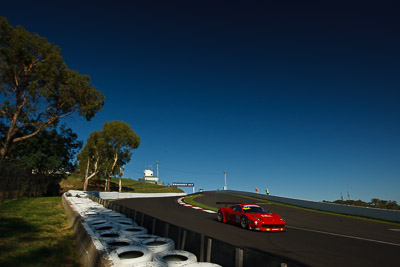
(323, 198, 399, 210)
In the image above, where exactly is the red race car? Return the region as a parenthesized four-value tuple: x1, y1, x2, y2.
(217, 203, 285, 232)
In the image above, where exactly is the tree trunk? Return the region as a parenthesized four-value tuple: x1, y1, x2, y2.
(106, 176, 111, 191)
(118, 166, 124, 193)
(83, 158, 90, 191)
(84, 157, 98, 191)
(107, 152, 118, 192)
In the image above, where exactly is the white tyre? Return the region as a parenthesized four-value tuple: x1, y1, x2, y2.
(112, 218, 138, 227)
(140, 237, 175, 257)
(102, 211, 126, 219)
(92, 222, 116, 232)
(154, 250, 197, 267)
(97, 230, 121, 241)
(104, 237, 138, 250)
(182, 263, 222, 267)
(109, 245, 153, 266)
(131, 234, 160, 241)
(120, 226, 148, 237)
(83, 211, 103, 218)
(134, 261, 167, 267)
(88, 219, 108, 226)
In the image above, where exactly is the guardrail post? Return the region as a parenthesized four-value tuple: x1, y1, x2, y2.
(152, 218, 156, 234)
(200, 235, 205, 261)
(206, 238, 212, 262)
(235, 248, 243, 267)
(164, 223, 169, 237)
(140, 213, 145, 226)
(181, 230, 187, 250)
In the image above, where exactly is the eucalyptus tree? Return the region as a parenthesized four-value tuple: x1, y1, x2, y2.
(77, 121, 140, 191)
(0, 17, 105, 161)
(102, 121, 140, 191)
(77, 131, 108, 191)
(8, 124, 82, 174)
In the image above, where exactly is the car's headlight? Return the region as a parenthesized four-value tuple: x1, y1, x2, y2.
(251, 215, 262, 221)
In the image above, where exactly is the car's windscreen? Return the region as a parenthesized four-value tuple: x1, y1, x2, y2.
(242, 206, 268, 213)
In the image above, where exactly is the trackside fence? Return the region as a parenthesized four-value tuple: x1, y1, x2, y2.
(0, 163, 60, 202)
(220, 190, 400, 223)
(87, 193, 307, 267)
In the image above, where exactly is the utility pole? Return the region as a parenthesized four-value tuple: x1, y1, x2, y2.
(224, 170, 227, 190)
(157, 160, 159, 177)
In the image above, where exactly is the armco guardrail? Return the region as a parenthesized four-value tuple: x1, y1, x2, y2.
(220, 190, 400, 223)
(87, 193, 306, 267)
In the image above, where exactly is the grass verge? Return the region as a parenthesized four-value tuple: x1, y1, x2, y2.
(183, 194, 218, 212)
(0, 197, 82, 266)
(60, 175, 183, 194)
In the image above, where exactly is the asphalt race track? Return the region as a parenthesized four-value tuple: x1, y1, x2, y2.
(115, 192, 400, 267)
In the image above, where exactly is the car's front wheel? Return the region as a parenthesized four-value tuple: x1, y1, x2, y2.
(217, 211, 224, 222)
(240, 216, 248, 229)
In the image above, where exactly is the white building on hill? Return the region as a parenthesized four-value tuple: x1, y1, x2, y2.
(138, 165, 163, 185)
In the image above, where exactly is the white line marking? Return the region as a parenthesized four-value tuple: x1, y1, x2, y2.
(287, 226, 400, 247)
(389, 229, 400, 232)
(204, 210, 217, 213)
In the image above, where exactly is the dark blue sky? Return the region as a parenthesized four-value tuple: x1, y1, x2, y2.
(3, 0, 400, 201)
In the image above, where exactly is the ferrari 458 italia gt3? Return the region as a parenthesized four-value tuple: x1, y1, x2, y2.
(217, 203, 285, 232)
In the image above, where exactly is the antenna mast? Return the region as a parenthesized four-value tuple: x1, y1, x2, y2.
(157, 161, 159, 177)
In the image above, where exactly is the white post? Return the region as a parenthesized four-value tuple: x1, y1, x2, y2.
(224, 170, 227, 190)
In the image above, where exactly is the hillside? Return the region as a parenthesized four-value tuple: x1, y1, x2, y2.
(60, 175, 184, 194)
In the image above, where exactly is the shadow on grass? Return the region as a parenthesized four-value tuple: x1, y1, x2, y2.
(0, 217, 39, 238)
(0, 217, 81, 266)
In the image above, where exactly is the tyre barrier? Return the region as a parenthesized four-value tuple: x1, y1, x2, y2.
(97, 230, 122, 242)
(154, 250, 197, 267)
(134, 261, 168, 267)
(63, 190, 223, 267)
(88, 219, 108, 226)
(183, 263, 222, 267)
(83, 211, 105, 219)
(109, 245, 153, 266)
(120, 226, 149, 236)
(104, 237, 138, 251)
(140, 237, 175, 258)
(132, 234, 161, 241)
(101, 210, 126, 219)
(112, 218, 138, 227)
(93, 223, 117, 232)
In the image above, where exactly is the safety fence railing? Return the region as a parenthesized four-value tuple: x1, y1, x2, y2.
(0, 163, 60, 202)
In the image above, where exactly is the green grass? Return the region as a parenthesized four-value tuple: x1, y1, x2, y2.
(0, 197, 82, 266)
(183, 194, 218, 212)
(61, 175, 183, 193)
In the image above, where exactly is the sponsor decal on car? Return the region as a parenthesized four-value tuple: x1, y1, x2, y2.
(243, 205, 258, 209)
